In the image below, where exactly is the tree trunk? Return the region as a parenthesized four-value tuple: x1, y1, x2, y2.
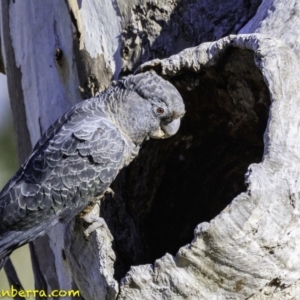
(1, 0, 300, 299)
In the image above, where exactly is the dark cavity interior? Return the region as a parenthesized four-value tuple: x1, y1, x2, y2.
(101, 48, 271, 280)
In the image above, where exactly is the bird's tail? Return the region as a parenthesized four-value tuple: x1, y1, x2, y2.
(0, 231, 23, 270)
(0, 256, 9, 269)
(0, 217, 59, 269)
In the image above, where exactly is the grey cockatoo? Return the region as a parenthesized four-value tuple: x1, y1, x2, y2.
(0, 72, 185, 268)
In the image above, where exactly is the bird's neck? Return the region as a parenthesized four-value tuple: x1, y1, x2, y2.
(104, 92, 150, 146)
(97, 91, 143, 167)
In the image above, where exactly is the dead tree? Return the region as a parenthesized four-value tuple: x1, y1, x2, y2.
(1, 0, 300, 299)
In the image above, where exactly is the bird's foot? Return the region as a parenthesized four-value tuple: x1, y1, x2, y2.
(82, 213, 107, 239)
(80, 188, 114, 239)
(79, 188, 114, 216)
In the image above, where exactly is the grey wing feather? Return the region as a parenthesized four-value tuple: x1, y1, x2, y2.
(0, 98, 125, 233)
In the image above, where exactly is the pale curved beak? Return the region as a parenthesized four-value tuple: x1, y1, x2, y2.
(162, 118, 181, 137)
(150, 118, 181, 139)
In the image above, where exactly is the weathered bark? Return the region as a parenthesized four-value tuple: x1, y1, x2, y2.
(1, 0, 300, 299)
(126, 33, 300, 299)
(119, 0, 262, 74)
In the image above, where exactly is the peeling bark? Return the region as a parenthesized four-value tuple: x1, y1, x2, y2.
(66, 0, 121, 96)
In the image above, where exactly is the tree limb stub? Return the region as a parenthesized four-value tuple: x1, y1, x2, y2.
(112, 34, 300, 299)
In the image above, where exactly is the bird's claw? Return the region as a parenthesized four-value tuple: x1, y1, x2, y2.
(82, 214, 106, 239)
(80, 189, 113, 239)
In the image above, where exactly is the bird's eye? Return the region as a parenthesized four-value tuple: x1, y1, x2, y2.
(156, 107, 164, 114)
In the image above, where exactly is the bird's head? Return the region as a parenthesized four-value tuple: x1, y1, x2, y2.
(109, 72, 185, 145)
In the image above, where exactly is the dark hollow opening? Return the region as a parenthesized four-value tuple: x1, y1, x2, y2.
(103, 48, 271, 281)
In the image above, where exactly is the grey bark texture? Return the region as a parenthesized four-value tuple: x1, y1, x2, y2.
(1, 0, 300, 299)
